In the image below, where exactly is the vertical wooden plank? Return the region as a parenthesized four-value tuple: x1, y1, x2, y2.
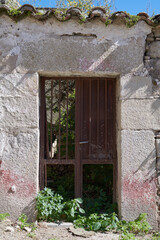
(89, 79, 91, 160)
(112, 79, 117, 202)
(50, 80, 53, 159)
(75, 79, 82, 198)
(99, 79, 105, 159)
(97, 79, 99, 160)
(107, 79, 117, 161)
(66, 80, 69, 161)
(39, 78, 45, 190)
(105, 79, 108, 158)
(112, 79, 117, 160)
(91, 79, 97, 159)
(58, 79, 61, 160)
(45, 90, 49, 160)
(82, 79, 89, 160)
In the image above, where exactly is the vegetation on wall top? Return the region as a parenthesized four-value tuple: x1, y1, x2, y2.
(0, 0, 159, 28)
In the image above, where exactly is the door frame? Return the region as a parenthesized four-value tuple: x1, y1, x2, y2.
(39, 76, 117, 201)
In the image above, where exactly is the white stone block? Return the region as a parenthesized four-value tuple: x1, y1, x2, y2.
(0, 73, 39, 97)
(121, 130, 156, 173)
(121, 99, 160, 130)
(120, 130, 157, 228)
(120, 76, 152, 99)
(0, 96, 39, 128)
(1, 129, 39, 178)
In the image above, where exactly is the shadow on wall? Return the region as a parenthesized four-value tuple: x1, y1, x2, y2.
(122, 73, 151, 99)
(22, 199, 37, 222)
(134, 149, 156, 183)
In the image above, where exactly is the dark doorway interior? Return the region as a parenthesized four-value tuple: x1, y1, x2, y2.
(47, 164, 74, 201)
(83, 164, 113, 214)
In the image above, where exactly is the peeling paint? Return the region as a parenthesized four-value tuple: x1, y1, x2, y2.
(0, 168, 36, 197)
(122, 173, 157, 209)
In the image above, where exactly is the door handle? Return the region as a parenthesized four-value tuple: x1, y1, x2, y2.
(79, 141, 89, 144)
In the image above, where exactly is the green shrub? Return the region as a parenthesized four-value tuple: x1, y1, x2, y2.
(36, 187, 85, 221)
(74, 212, 120, 231)
(36, 187, 64, 221)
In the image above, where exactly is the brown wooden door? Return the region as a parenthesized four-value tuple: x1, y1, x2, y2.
(75, 78, 117, 197)
(40, 77, 117, 199)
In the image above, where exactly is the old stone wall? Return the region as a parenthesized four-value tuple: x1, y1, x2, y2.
(155, 132, 160, 229)
(0, 10, 160, 229)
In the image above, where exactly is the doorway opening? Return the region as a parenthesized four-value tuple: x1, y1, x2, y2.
(47, 164, 74, 201)
(83, 164, 114, 214)
(39, 76, 117, 209)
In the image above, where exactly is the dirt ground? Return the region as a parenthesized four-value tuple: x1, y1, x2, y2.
(0, 219, 155, 240)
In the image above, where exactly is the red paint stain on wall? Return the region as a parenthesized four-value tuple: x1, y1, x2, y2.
(122, 174, 156, 209)
(0, 168, 36, 198)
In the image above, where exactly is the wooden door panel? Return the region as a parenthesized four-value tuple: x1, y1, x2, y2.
(78, 78, 116, 163)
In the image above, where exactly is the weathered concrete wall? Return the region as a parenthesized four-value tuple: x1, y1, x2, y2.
(144, 27, 160, 229)
(0, 71, 39, 221)
(0, 13, 159, 228)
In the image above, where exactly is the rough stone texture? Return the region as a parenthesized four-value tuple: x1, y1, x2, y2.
(148, 58, 160, 80)
(0, 96, 38, 128)
(0, 73, 39, 97)
(148, 41, 160, 58)
(120, 76, 152, 99)
(120, 130, 157, 227)
(0, 13, 159, 229)
(16, 36, 146, 75)
(155, 135, 160, 229)
(145, 28, 160, 87)
(156, 139, 160, 158)
(5, 226, 15, 232)
(121, 99, 160, 130)
(0, 15, 151, 75)
(0, 72, 39, 221)
(0, 129, 39, 221)
(153, 28, 160, 37)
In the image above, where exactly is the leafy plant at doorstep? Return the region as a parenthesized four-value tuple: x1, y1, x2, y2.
(36, 188, 155, 240)
(36, 187, 84, 222)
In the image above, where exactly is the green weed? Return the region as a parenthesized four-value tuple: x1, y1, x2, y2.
(0, 213, 10, 221)
(18, 213, 37, 232)
(8, 8, 21, 16)
(27, 232, 36, 238)
(120, 231, 136, 240)
(125, 14, 140, 28)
